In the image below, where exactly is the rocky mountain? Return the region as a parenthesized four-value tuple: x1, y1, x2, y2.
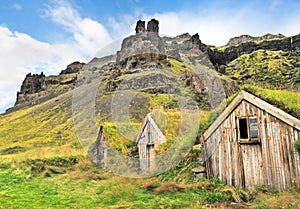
(7, 19, 300, 115)
(7, 19, 237, 114)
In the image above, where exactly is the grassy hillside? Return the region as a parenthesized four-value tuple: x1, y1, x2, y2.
(0, 90, 238, 208)
(1, 84, 300, 208)
(226, 49, 300, 89)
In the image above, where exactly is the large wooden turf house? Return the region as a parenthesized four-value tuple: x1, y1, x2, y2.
(136, 114, 166, 171)
(202, 90, 300, 191)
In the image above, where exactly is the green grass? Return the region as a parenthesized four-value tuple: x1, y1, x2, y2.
(226, 50, 300, 89)
(242, 84, 300, 119)
(167, 57, 194, 75)
(0, 165, 234, 209)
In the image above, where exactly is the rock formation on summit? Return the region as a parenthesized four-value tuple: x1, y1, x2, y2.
(147, 19, 159, 33)
(116, 19, 164, 63)
(135, 18, 159, 34)
(135, 20, 146, 34)
(7, 63, 82, 113)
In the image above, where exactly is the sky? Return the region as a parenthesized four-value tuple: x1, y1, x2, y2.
(0, 0, 300, 113)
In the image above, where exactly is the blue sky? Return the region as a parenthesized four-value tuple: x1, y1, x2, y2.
(0, 0, 300, 113)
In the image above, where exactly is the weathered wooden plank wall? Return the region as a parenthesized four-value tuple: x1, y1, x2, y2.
(204, 100, 300, 190)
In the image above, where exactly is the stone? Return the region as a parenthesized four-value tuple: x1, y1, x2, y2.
(191, 166, 206, 173)
(147, 18, 159, 33)
(19, 72, 46, 95)
(180, 33, 207, 52)
(190, 33, 201, 46)
(135, 20, 145, 34)
(60, 61, 84, 75)
(226, 33, 285, 47)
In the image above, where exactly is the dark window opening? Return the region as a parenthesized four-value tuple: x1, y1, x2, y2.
(239, 118, 248, 139)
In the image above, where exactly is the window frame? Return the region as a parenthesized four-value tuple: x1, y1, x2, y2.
(237, 115, 261, 144)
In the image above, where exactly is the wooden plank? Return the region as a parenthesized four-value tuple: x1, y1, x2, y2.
(293, 129, 300, 179)
(261, 109, 269, 186)
(267, 113, 276, 189)
(286, 127, 294, 184)
(203, 92, 300, 191)
(277, 121, 286, 189)
(274, 118, 282, 190)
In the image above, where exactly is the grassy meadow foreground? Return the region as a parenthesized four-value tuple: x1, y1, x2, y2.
(0, 86, 300, 209)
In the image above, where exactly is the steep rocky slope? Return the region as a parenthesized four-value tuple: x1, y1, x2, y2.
(6, 62, 84, 113)
(8, 20, 300, 115)
(8, 19, 239, 114)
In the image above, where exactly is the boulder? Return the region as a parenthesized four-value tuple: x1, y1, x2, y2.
(60, 61, 84, 75)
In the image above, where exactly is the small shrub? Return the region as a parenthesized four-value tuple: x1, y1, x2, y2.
(0, 146, 26, 155)
(210, 177, 225, 188)
(255, 185, 279, 196)
(71, 140, 82, 149)
(201, 190, 231, 203)
(237, 188, 256, 202)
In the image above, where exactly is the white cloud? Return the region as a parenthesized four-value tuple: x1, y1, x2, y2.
(107, 8, 143, 39)
(139, 10, 269, 45)
(108, 10, 254, 46)
(0, 26, 81, 113)
(44, 0, 112, 56)
(110, 2, 300, 46)
(281, 8, 300, 36)
(12, 3, 22, 10)
(0, 1, 113, 113)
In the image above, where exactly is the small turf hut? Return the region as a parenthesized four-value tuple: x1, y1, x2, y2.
(202, 90, 300, 191)
(136, 114, 166, 171)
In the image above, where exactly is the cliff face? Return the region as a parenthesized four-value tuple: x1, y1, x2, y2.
(19, 73, 46, 95)
(6, 62, 84, 113)
(225, 33, 285, 47)
(207, 33, 300, 69)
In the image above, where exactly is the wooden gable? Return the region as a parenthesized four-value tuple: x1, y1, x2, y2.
(136, 114, 166, 171)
